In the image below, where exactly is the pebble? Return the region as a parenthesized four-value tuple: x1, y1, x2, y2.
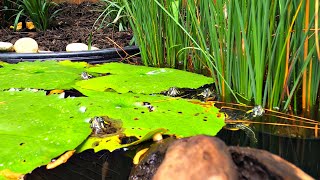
(66, 43, 99, 52)
(0, 42, 14, 52)
(66, 43, 88, 52)
(90, 46, 99, 50)
(14, 37, 39, 53)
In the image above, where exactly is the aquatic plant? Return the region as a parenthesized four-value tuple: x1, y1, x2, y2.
(123, 0, 320, 114)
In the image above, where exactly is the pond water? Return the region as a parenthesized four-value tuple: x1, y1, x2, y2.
(217, 124, 320, 178)
(25, 149, 133, 180)
(27, 125, 320, 179)
(215, 101, 319, 178)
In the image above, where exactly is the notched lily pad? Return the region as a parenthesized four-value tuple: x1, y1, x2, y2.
(77, 128, 168, 153)
(0, 61, 224, 179)
(75, 62, 213, 94)
(73, 90, 225, 152)
(0, 90, 91, 176)
(0, 61, 88, 90)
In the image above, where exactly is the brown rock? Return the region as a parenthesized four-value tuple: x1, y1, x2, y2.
(229, 146, 313, 180)
(153, 135, 238, 180)
(130, 137, 176, 180)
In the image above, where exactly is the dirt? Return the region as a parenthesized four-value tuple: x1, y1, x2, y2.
(0, 2, 133, 52)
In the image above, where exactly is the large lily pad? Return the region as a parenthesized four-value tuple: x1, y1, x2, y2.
(76, 63, 213, 93)
(0, 61, 87, 90)
(0, 61, 224, 179)
(77, 128, 168, 153)
(74, 89, 225, 152)
(0, 91, 91, 176)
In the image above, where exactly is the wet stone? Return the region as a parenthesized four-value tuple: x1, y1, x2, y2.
(129, 137, 176, 180)
(153, 136, 238, 180)
(229, 146, 313, 180)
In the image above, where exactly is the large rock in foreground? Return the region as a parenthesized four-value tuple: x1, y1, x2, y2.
(229, 146, 313, 180)
(153, 136, 238, 180)
(131, 135, 313, 180)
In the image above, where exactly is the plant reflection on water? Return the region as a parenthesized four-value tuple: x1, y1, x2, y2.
(215, 101, 320, 178)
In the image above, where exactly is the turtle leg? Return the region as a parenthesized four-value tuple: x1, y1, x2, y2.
(235, 124, 258, 144)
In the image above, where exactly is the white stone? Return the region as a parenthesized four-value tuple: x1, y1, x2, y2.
(90, 46, 99, 50)
(14, 37, 38, 53)
(0, 42, 14, 52)
(66, 43, 88, 52)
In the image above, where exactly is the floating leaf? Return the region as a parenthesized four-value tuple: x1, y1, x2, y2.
(0, 91, 91, 176)
(0, 61, 224, 178)
(77, 128, 168, 152)
(73, 90, 225, 152)
(0, 61, 87, 90)
(76, 63, 213, 93)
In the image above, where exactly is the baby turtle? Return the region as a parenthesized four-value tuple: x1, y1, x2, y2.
(89, 116, 122, 137)
(166, 87, 180, 97)
(199, 88, 212, 99)
(223, 105, 264, 143)
(225, 123, 258, 143)
(81, 72, 93, 80)
(252, 105, 265, 117)
(90, 116, 108, 135)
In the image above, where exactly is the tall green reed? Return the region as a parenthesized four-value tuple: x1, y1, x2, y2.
(123, 0, 319, 114)
(94, 0, 129, 32)
(123, 0, 189, 68)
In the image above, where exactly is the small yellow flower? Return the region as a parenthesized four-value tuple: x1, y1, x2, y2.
(10, 22, 22, 31)
(26, 22, 35, 30)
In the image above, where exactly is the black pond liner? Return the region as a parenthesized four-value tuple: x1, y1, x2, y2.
(217, 128, 320, 179)
(0, 46, 140, 64)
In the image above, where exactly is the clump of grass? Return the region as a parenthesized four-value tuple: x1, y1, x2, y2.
(14, 0, 60, 31)
(95, 0, 130, 32)
(122, 0, 187, 68)
(1, 0, 18, 25)
(124, 0, 319, 115)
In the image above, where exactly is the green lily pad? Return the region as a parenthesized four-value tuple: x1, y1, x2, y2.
(74, 90, 225, 152)
(0, 61, 87, 90)
(0, 90, 91, 176)
(77, 128, 168, 153)
(0, 61, 224, 178)
(76, 63, 213, 94)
